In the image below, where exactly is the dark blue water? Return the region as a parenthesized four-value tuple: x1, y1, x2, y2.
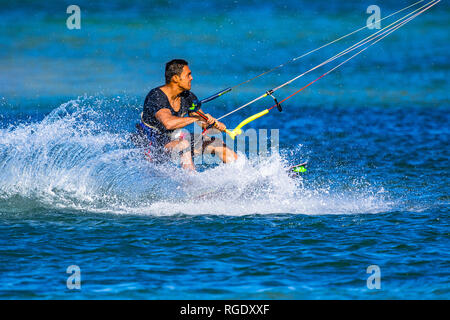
(0, 0, 449, 299)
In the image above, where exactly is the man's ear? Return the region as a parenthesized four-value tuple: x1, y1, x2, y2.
(172, 74, 181, 84)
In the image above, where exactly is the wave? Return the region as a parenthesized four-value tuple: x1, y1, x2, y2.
(0, 96, 393, 216)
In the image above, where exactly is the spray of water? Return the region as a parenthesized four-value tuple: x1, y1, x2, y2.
(0, 96, 393, 216)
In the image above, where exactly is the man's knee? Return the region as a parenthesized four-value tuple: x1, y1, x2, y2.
(164, 139, 192, 160)
(177, 139, 190, 151)
(207, 144, 238, 162)
(224, 146, 238, 161)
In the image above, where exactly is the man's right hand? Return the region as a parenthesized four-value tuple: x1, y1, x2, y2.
(204, 113, 216, 126)
(203, 114, 227, 132)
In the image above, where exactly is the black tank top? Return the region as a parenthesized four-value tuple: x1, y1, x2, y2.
(142, 87, 197, 136)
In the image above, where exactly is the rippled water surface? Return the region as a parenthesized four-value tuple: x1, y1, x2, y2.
(0, 0, 448, 299)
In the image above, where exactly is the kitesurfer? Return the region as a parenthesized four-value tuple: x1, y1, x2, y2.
(135, 59, 237, 171)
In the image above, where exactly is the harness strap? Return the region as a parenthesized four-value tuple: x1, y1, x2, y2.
(140, 112, 162, 133)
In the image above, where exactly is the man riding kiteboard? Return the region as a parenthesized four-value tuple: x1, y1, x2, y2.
(134, 59, 238, 171)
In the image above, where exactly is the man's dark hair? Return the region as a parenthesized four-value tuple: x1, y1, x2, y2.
(165, 59, 188, 84)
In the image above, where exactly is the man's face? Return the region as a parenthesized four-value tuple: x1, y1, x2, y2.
(177, 65, 193, 91)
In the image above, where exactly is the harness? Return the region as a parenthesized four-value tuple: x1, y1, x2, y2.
(139, 112, 165, 144)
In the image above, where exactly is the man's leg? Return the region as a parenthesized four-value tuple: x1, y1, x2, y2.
(203, 140, 238, 163)
(191, 133, 238, 165)
(164, 139, 195, 171)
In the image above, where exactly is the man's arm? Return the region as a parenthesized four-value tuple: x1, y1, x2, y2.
(155, 108, 198, 130)
(189, 109, 210, 129)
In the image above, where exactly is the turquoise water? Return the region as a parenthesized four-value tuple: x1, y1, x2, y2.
(0, 0, 449, 299)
